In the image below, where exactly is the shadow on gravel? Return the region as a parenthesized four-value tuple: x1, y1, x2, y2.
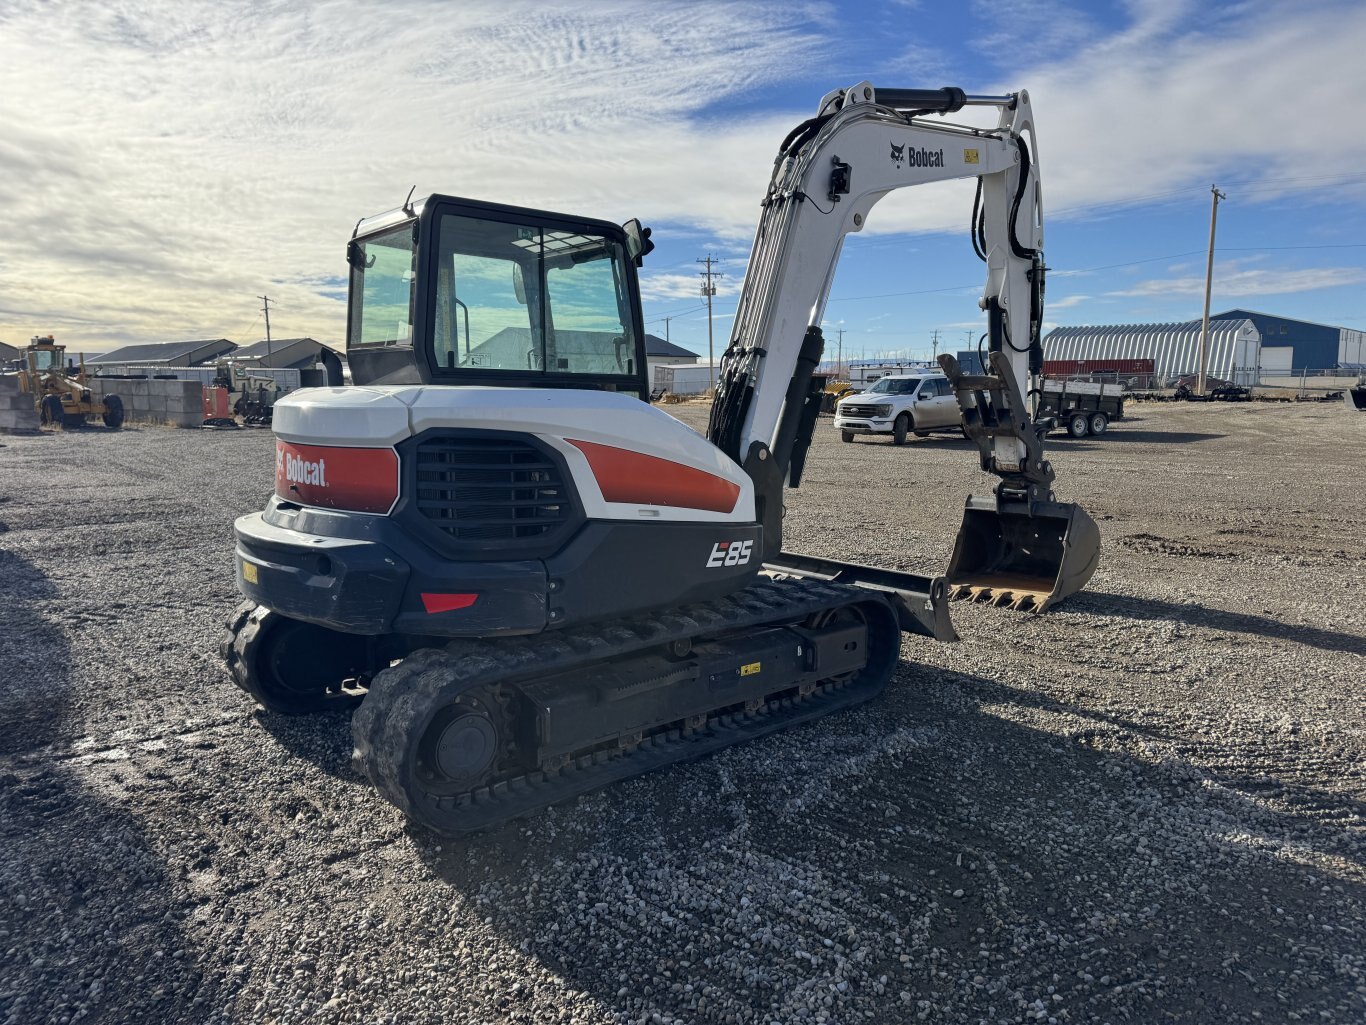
(1056, 429, 1225, 445)
(0, 549, 71, 755)
(0, 767, 226, 1024)
(408, 667, 1366, 1025)
(1076, 589, 1366, 657)
(254, 705, 362, 779)
(0, 551, 222, 1025)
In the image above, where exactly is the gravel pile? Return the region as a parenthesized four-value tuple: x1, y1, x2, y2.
(1, 402, 1362, 1025)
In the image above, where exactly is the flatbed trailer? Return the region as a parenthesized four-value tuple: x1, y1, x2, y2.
(1037, 377, 1127, 438)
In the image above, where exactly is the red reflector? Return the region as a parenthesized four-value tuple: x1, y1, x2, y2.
(420, 592, 479, 614)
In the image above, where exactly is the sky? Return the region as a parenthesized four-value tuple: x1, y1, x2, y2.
(3, 0, 1366, 361)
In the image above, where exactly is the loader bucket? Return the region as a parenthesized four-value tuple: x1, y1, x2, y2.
(1347, 385, 1366, 412)
(946, 495, 1100, 613)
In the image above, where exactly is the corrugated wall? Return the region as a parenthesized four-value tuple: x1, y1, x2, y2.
(1043, 320, 1260, 383)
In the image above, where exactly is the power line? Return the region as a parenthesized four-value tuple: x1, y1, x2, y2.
(645, 303, 706, 324)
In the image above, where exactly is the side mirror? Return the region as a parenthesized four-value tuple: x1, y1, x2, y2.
(622, 219, 654, 267)
(512, 264, 527, 305)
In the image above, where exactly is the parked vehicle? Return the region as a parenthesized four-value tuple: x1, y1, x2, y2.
(834, 372, 960, 444)
(1037, 377, 1127, 439)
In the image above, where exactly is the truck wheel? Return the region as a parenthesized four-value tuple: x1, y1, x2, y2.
(840, 430, 855, 443)
(893, 414, 910, 446)
(1066, 413, 1089, 438)
(40, 395, 65, 426)
(102, 394, 125, 429)
(1088, 412, 1108, 436)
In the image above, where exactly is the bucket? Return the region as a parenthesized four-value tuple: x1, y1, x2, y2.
(946, 495, 1100, 613)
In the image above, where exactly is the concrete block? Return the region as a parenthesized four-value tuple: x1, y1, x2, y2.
(171, 410, 202, 428)
(0, 407, 40, 433)
(129, 379, 150, 397)
(0, 375, 21, 392)
(0, 392, 33, 411)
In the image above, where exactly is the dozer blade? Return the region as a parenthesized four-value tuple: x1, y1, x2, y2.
(1347, 385, 1366, 412)
(946, 494, 1100, 613)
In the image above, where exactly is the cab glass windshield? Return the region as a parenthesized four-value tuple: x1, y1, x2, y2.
(430, 213, 636, 377)
(348, 223, 416, 347)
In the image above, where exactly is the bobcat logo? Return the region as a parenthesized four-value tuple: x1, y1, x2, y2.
(890, 142, 905, 167)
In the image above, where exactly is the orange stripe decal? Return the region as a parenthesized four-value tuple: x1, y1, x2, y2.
(567, 439, 740, 514)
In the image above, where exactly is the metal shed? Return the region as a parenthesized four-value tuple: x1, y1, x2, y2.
(87, 338, 237, 368)
(1043, 319, 1261, 385)
(232, 337, 339, 370)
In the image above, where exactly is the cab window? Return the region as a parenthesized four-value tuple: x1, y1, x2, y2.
(431, 214, 637, 378)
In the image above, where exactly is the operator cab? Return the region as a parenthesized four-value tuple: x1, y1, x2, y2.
(344, 194, 652, 396)
(26, 336, 65, 372)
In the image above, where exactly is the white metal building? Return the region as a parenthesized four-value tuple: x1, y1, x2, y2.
(645, 335, 701, 391)
(655, 362, 720, 396)
(845, 359, 936, 389)
(1044, 319, 1261, 385)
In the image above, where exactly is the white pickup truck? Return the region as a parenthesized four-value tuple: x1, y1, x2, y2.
(833, 372, 961, 444)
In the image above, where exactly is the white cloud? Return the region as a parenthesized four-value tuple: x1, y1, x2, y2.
(0, 0, 820, 349)
(4, 1, 1366, 350)
(1048, 294, 1090, 309)
(861, 2, 1366, 238)
(1109, 264, 1366, 298)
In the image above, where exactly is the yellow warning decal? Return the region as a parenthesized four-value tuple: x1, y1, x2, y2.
(242, 561, 258, 584)
(964, 148, 980, 164)
(740, 661, 761, 677)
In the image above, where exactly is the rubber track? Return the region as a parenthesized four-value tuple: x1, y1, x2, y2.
(352, 577, 897, 836)
(220, 601, 267, 705)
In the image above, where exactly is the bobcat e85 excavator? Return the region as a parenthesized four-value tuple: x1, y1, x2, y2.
(225, 84, 1099, 835)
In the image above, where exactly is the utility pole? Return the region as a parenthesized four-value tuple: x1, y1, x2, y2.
(837, 329, 845, 379)
(930, 330, 940, 362)
(663, 316, 672, 344)
(697, 255, 723, 391)
(257, 294, 275, 364)
(1197, 185, 1226, 396)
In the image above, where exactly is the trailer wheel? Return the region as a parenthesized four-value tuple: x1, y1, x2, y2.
(1066, 412, 1089, 438)
(840, 430, 855, 443)
(893, 414, 910, 445)
(1088, 412, 1108, 436)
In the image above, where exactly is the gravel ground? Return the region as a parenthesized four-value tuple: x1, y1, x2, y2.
(1, 401, 1362, 1025)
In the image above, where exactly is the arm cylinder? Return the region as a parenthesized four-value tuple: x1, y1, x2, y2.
(872, 88, 1015, 113)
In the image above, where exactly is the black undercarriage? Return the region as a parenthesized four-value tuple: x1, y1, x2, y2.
(225, 575, 929, 835)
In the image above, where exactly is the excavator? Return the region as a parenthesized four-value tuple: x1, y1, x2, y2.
(224, 83, 1099, 835)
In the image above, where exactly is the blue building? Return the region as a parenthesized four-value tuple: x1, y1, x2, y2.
(1210, 309, 1358, 373)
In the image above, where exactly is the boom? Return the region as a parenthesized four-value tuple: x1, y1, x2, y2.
(709, 83, 1098, 611)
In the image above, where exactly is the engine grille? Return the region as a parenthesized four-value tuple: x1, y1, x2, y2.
(840, 404, 887, 418)
(412, 435, 571, 544)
